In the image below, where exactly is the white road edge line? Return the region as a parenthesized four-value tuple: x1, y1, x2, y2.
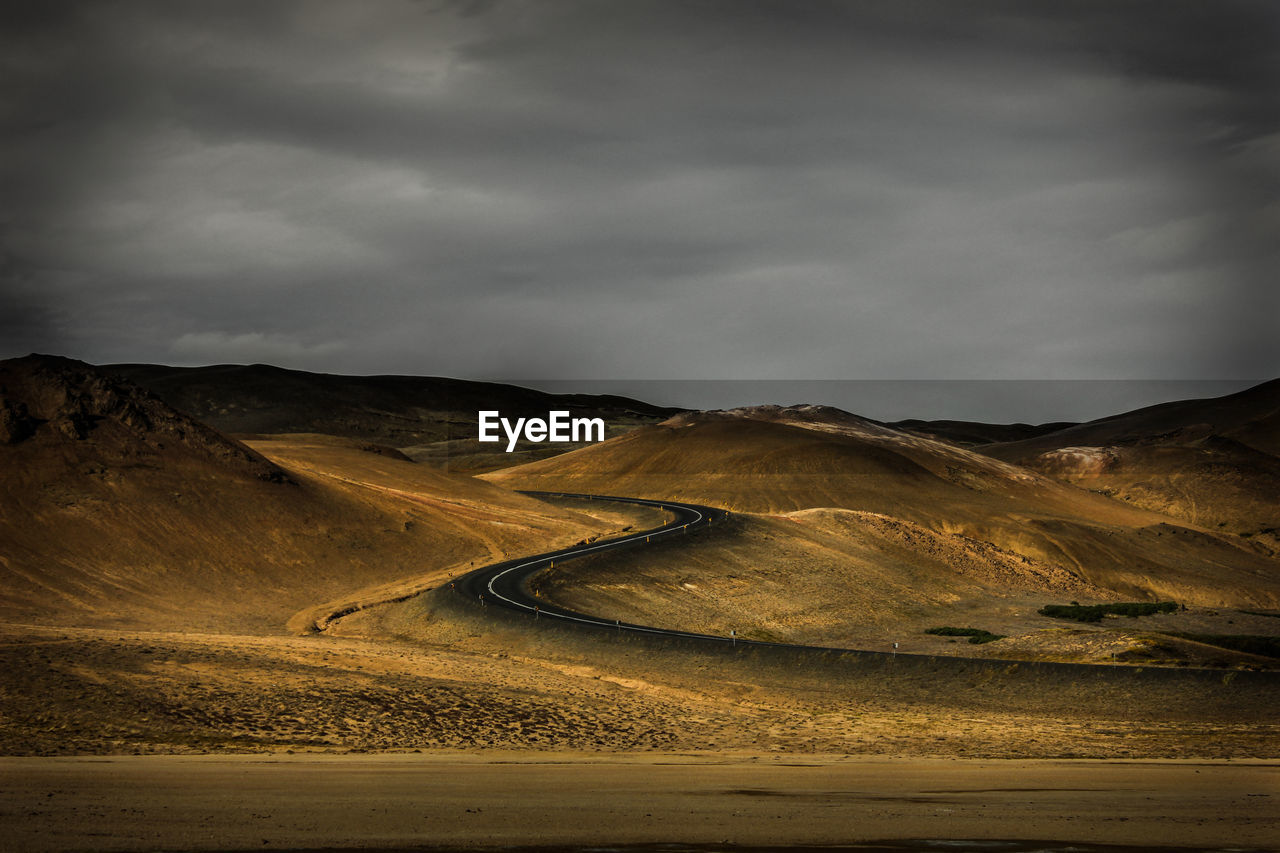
(483, 495, 709, 636)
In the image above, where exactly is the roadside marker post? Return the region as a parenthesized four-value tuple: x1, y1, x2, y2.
(731, 629, 736, 647)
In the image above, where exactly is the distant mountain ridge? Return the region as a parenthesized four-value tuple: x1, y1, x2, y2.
(980, 378, 1280, 461)
(888, 418, 1078, 447)
(107, 362, 684, 447)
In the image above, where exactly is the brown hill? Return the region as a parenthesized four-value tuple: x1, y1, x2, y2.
(1025, 438, 1280, 539)
(981, 380, 1280, 546)
(1, 354, 288, 482)
(0, 355, 623, 632)
(485, 404, 1140, 521)
(485, 405, 1280, 614)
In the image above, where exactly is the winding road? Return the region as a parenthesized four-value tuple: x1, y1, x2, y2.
(453, 491, 749, 644)
(447, 492, 1280, 692)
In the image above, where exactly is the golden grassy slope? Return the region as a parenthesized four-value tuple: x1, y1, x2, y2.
(1007, 438, 1280, 551)
(485, 409, 1280, 616)
(0, 431, 625, 633)
(0, 358, 625, 634)
(979, 380, 1280, 549)
(532, 510, 1111, 647)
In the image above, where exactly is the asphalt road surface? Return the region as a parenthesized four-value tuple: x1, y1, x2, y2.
(452, 491, 744, 643)
(448, 492, 1280, 690)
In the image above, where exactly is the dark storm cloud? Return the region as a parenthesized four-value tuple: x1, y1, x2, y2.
(0, 240, 67, 357)
(1, 0, 1276, 419)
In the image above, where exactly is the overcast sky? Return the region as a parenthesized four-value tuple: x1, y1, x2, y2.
(2, 1, 1277, 419)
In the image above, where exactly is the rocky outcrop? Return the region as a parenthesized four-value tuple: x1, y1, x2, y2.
(0, 354, 292, 483)
(0, 397, 37, 444)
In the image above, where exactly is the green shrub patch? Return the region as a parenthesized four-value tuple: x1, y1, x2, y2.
(924, 626, 1005, 644)
(1038, 601, 1180, 623)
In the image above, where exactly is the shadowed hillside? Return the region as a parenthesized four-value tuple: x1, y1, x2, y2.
(980, 379, 1280, 550)
(108, 362, 681, 470)
(1, 354, 289, 482)
(983, 378, 1280, 459)
(888, 418, 1077, 447)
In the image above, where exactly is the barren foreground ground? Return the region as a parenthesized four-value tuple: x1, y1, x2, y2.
(2, 752, 1276, 851)
(4, 615, 1276, 760)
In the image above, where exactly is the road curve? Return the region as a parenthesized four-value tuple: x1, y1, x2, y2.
(452, 492, 983, 657)
(454, 491, 903, 655)
(452, 491, 755, 645)
(448, 493, 1280, 685)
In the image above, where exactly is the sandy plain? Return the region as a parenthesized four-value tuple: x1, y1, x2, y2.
(2, 752, 1277, 851)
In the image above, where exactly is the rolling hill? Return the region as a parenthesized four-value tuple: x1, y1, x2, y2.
(0, 355, 627, 632)
(980, 379, 1280, 547)
(2, 357, 1276, 765)
(484, 404, 1280, 630)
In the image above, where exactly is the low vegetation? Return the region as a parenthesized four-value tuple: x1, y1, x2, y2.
(1038, 601, 1180, 623)
(924, 626, 1005, 644)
